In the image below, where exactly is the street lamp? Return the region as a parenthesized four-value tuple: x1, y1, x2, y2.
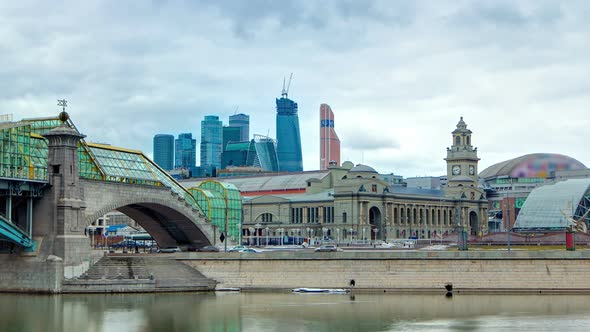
(372, 228, 379, 243)
(237, 223, 242, 245)
(349, 228, 353, 244)
(265, 227, 269, 246)
(362, 227, 366, 243)
(336, 228, 340, 244)
(254, 223, 262, 247)
(248, 227, 254, 246)
(440, 200, 444, 244)
(322, 227, 328, 242)
(505, 191, 511, 254)
(277, 228, 283, 246)
(407, 207, 412, 239)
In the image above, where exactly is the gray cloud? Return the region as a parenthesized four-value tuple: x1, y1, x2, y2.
(1, 1, 589, 177)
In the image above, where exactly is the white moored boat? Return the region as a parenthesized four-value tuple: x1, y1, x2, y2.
(292, 288, 350, 294)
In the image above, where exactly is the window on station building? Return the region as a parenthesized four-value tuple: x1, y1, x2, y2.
(307, 207, 319, 223)
(260, 213, 273, 223)
(342, 212, 347, 223)
(455, 136, 460, 145)
(290, 208, 304, 224)
(323, 206, 334, 223)
(371, 184, 377, 192)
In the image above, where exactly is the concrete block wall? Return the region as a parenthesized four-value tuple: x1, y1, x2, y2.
(183, 251, 590, 292)
(0, 257, 62, 293)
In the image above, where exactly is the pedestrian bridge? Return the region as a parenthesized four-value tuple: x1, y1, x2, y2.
(0, 114, 239, 255)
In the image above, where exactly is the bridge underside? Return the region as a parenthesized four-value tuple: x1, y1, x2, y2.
(0, 214, 35, 251)
(117, 203, 212, 248)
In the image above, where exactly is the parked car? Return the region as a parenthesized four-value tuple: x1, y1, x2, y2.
(314, 245, 340, 252)
(238, 248, 262, 253)
(228, 245, 247, 252)
(157, 246, 181, 253)
(198, 246, 220, 252)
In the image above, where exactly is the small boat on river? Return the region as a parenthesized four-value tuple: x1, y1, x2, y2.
(292, 288, 350, 294)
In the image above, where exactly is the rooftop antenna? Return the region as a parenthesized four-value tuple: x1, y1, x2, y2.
(234, 106, 239, 115)
(281, 73, 293, 98)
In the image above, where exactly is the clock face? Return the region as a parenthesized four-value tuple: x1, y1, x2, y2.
(452, 165, 461, 175)
(469, 165, 475, 175)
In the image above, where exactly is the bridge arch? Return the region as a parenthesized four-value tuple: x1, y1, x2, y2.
(83, 180, 217, 248)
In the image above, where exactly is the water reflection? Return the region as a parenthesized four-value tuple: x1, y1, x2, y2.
(2, 292, 590, 332)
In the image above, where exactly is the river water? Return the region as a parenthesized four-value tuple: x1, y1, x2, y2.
(2, 292, 590, 332)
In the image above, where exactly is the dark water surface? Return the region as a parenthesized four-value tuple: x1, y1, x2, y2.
(2, 292, 590, 332)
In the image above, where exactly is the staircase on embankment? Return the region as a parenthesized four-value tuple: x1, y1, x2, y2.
(62, 256, 217, 293)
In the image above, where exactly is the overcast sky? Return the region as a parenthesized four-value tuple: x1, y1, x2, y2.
(1, 0, 589, 177)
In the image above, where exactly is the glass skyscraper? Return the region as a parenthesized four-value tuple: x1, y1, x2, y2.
(254, 134, 279, 172)
(276, 94, 303, 172)
(175, 133, 196, 172)
(153, 134, 174, 170)
(222, 126, 242, 169)
(201, 115, 223, 170)
(229, 113, 250, 142)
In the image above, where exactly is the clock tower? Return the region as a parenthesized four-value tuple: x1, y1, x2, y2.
(444, 117, 480, 198)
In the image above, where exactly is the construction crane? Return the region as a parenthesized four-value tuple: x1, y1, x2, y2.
(281, 73, 293, 98)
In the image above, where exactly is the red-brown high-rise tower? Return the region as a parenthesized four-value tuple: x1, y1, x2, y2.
(319, 103, 341, 170)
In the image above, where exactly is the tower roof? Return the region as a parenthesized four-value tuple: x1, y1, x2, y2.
(452, 116, 472, 134)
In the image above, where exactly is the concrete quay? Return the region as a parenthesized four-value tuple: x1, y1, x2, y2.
(4, 250, 590, 293)
(181, 250, 590, 293)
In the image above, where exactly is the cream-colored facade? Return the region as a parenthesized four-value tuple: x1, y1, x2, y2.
(241, 118, 488, 243)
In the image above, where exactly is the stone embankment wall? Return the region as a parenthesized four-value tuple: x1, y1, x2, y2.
(182, 250, 590, 293)
(0, 257, 62, 293)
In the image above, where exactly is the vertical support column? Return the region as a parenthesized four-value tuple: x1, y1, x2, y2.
(6, 194, 12, 222)
(27, 196, 33, 237)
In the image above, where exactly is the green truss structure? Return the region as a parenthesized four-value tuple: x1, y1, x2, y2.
(5, 116, 202, 211)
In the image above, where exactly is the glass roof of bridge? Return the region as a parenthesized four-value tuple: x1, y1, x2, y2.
(2, 116, 201, 211)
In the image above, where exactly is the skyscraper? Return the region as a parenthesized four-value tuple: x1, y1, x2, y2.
(153, 134, 174, 170)
(229, 113, 250, 142)
(254, 134, 279, 172)
(319, 104, 341, 170)
(222, 126, 242, 169)
(200, 115, 223, 170)
(175, 133, 196, 172)
(276, 78, 303, 172)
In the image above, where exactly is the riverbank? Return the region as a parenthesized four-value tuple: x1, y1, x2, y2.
(182, 249, 590, 293)
(4, 249, 590, 293)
